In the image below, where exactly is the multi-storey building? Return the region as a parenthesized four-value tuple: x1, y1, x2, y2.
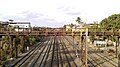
(0, 21, 31, 32)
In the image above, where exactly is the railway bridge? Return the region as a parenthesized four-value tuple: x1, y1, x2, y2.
(0, 28, 120, 36)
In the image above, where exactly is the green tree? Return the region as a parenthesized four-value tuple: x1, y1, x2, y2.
(100, 14, 120, 41)
(70, 23, 74, 28)
(63, 25, 66, 28)
(100, 14, 120, 30)
(29, 36, 36, 45)
(76, 17, 81, 24)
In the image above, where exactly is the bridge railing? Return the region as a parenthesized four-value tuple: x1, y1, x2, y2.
(0, 28, 120, 36)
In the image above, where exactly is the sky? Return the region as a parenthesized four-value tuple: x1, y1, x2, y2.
(0, 0, 120, 28)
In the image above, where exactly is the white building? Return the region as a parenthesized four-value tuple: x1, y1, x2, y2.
(72, 22, 85, 32)
(65, 25, 71, 31)
(9, 22, 31, 32)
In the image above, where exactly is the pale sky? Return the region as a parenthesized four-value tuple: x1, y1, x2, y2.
(0, 0, 120, 28)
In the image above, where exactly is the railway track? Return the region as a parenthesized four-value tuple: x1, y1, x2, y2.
(64, 36, 118, 67)
(14, 37, 51, 67)
(4, 36, 78, 67)
(4, 36, 117, 67)
(88, 47, 118, 67)
(2, 37, 50, 67)
(61, 37, 78, 67)
(24, 37, 51, 67)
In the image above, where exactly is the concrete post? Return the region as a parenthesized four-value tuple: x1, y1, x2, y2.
(13, 37, 19, 58)
(116, 36, 118, 58)
(80, 30, 84, 61)
(8, 35, 12, 58)
(21, 36, 25, 53)
(0, 37, 2, 64)
(85, 28, 88, 67)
